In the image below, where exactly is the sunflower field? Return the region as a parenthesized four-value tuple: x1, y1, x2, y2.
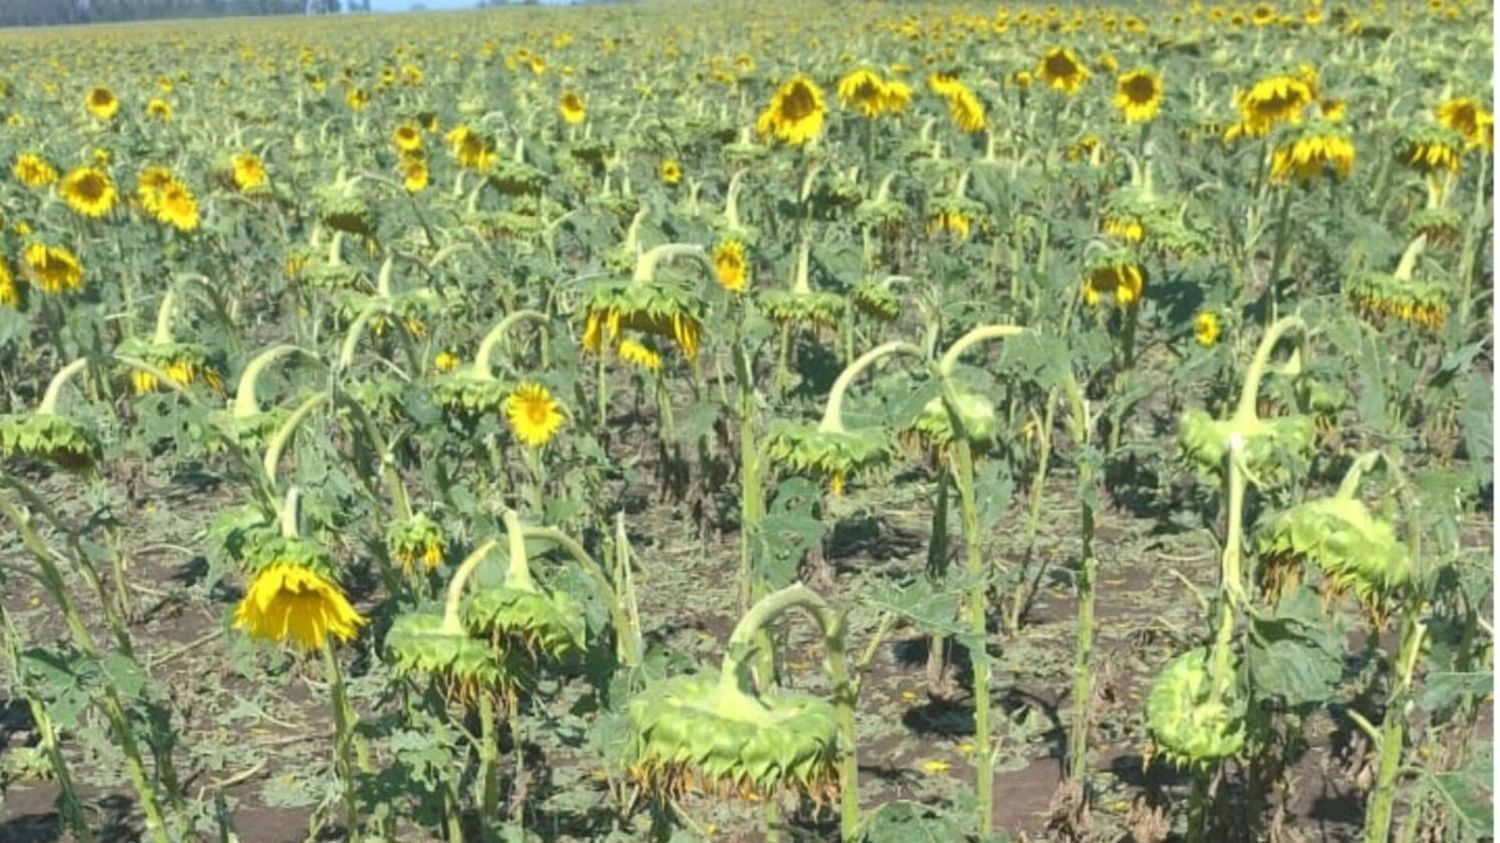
(0, 0, 1494, 841)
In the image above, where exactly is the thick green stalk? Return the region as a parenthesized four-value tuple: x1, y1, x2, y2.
(324, 643, 360, 841)
(1066, 454, 1096, 787)
(948, 431, 992, 835)
(439, 539, 501, 636)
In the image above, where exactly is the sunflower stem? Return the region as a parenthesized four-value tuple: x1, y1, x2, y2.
(262, 391, 331, 485)
(36, 357, 90, 416)
(233, 344, 310, 419)
(440, 539, 501, 636)
(472, 310, 548, 380)
(937, 324, 1024, 377)
(151, 290, 176, 346)
(817, 341, 922, 434)
(323, 642, 361, 841)
(1232, 316, 1306, 426)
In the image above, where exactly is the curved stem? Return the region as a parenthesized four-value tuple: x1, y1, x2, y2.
(817, 341, 922, 433)
(501, 510, 537, 591)
(278, 487, 301, 539)
(37, 358, 90, 416)
(439, 539, 501, 635)
(523, 525, 639, 667)
(472, 310, 548, 379)
(631, 243, 713, 285)
(234, 344, 314, 419)
(262, 392, 330, 484)
(1336, 450, 1387, 500)
(337, 301, 393, 370)
(1232, 315, 1306, 424)
(151, 290, 176, 345)
(938, 324, 1025, 376)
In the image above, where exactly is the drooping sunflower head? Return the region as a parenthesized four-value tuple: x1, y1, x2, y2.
(1177, 409, 1316, 484)
(1234, 72, 1316, 137)
(386, 513, 446, 573)
(1407, 207, 1464, 247)
(626, 672, 840, 804)
(1436, 96, 1494, 149)
(1038, 46, 1090, 95)
(13, 153, 58, 188)
(233, 544, 365, 653)
(316, 188, 378, 238)
(445, 124, 498, 172)
(84, 85, 119, 119)
(1081, 248, 1146, 307)
(1145, 649, 1246, 770)
(1113, 68, 1164, 123)
(465, 583, 587, 666)
(1395, 123, 1464, 174)
(120, 339, 223, 394)
(1346, 271, 1449, 332)
(1270, 123, 1356, 184)
(582, 280, 704, 362)
(433, 372, 510, 419)
(942, 82, 987, 133)
(385, 612, 519, 705)
(766, 422, 891, 496)
(0, 412, 101, 472)
(505, 382, 566, 447)
(760, 289, 846, 331)
(1256, 496, 1409, 617)
(851, 279, 900, 322)
(59, 166, 117, 219)
(558, 91, 587, 124)
(926, 195, 984, 241)
(756, 74, 827, 147)
(837, 68, 889, 118)
(906, 391, 1000, 454)
(21, 243, 84, 294)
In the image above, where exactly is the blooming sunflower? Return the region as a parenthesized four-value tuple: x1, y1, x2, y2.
(22, 243, 84, 294)
(1271, 126, 1356, 183)
(1436, 97, 1494, 150)
(137, 166, 174, 212)
(13, 153, 57, 188)
(660, 159, 682, 185)
(1194, 312, 1221, 347)
(1234, 73, 1316, 137)
(1081, 249, 1145, 307)
(559, 91, 587, 124)
(231, 153, 267, 191)
(506, 382, 565, 447)
(84, 85, 118, 119)
(234, 563, 365, 651)
(0, 258, 16, 308)
(145, 98, 172, 121)
(58, 167, 117, 218)
(1113, 69, 1163, 123)
(1038, 47, 1090, 95)
(756, 75, 827, 147)
(446, 125, 497, 171)
(392, 123, 424, 153)
(345, 87, 370, 111)
(712, 239, 749, 293)
(401, 156, 429, 193)
(154, 181, 199, 231)
(838, 68, 890, 117)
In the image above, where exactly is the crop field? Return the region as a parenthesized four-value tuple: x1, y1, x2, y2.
(0, 1, 1494, 841)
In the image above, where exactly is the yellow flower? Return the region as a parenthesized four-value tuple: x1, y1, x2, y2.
(1113, 69, 1163, 123)
(1038, 47, 1090, 95)
(446, 125, 496, 172)
(943, 82, 986, 133)
(1271, 131, 1356, 182)
(345, 87, 370, 111)
(154, 181, 199, 231)
(1082, 259, 1145, 307)
(392, 123, 423, 153)
(1251, 3, 1276, 25)
(400, 156, 429, 193)
(839, 68, 905, 118)
(506, 382, 565, 447)
(1399, 136, 1461, 174)
(559, 91, 587, 124)
(434, 351, 461, 373)
(1437, 97, 1494, 149)
(58, 167, 117, 218)
(231, 153, 267, 191)
(146, 98, 172, 120)
(233, 563, 365, 651)
(927, 210, 972, 240)
(84, 85, 119, 119)
(13, 153, 57, 188)
(137, 166, 174, 212)
(918, 759, 952, 775)
(659, 159, 682, 186)
(1103, 217, 1144, 242)
(1320, 99, 1347, 122)
(0, 258, 16, 308)
(1234, 73, 1316, 137)
(22, 243, 84, 294)
(712, 239, 749, 293)
(756, 75, 827, 147)
(1194, 312, 1221, 347)
(617, 339, 663, 373)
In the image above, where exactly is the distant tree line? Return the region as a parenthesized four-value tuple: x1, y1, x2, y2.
(0, 0, 375, 27)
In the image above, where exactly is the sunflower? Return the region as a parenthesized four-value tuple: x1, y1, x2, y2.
(434, 350, 461, 373)
(1251, 3, 1276, 25)
(712, 239, 749, 293)
(136, 166, 174, 212)
(392, 123, 424, 153)
(1271, 127, 1356, 183)
(660, 159, 682, 185)
(1234, 73, 1316, 137)
(84, 85, 119, 119)
(756, 75, 827, 147)
(1113, 69, 1163, 123)
(1082, 250, 1145, 307)
(154, 181, 199, 231)
(617, 339, 663, 373)
(838, 68, 890, 117)
(0, 258, 16, 308)
(234, 563, 365, 651)
(943, 82, 986, 133)
(58, 167, 117, 218)
(145, 98, 172, 120)
(927, 209, 972, 240)
(13, 153, 57, 188)
(1194, 312, 1221, 347)
(1103, 216, 1145, 242)
(22, 243, 84, 294)
(446, 125, 497, 171)
(1436, 97, 1494, 149)
(1038, 47, 1090, 95)
(345, 87, 370, 111)
(506, 382, 565, 447)
(559, 91, 587, 124)
(400, 156, 429, 193)
(1397, 125, 1464, 174)
(231, 153, 267, 191)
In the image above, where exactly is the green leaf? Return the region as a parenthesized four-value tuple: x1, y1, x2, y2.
(1246, 587, 1345, 707)
(1417, 672, 1492, 715)
(861, 800, 967, 843)
(1426, 742, 1493, 837)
